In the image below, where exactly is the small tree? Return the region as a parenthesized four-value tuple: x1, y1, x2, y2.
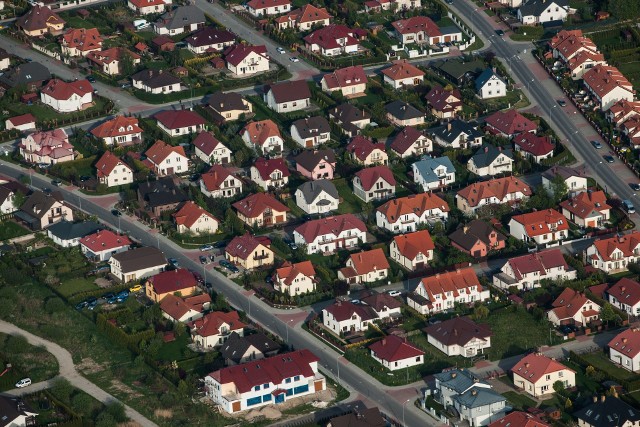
(565, 397, 573, 410)
(600, 302, 617, 326)
(471, 304, 490, 320)
(12, 191, 26, 210)
(553, 380, 566, 395)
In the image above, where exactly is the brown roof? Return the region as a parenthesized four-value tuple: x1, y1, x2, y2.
(609, 328, 640, 359)
(322, 65, 367, 90)
(424, 316, 492, 347)
(449, 219, 506, 252)
(241, 120, 282, 146)
(17, 5, 65, 32)
(295, 149, 336, 172)
(346, 136, 386, 161)
(390, 126, 427, 155)
(328, 408, 386, 427)
(95, 151, 131, 179)
(192, 131, 225, 156)
(457, 176, 531, 208)
(368, 335, 424, 362)
(233, 193, 289, 218)
(294, 214, 366, 243)
(172, 201, 218, 229)
(381, 60, 424, 81)
(377, 193, 450, 222)
(91, 116, 142, 139)
(361, 292, 402, 312)
(391, 16, 441, 37)
(225, 233, 270, 260)
(252, 157, 290, 181)
(275, 261, 316, 286)
(200, 165, 234, 191)
(323, 300, 377, 322)
(392, 230, 435, 260)
(484, 109, 537, 136)
(145, 140, 186, 165)
(266, 80, 311, 103)
(425, 85, 462, 112)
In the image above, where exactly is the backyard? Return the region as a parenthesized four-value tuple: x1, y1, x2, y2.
(0, 220, 30, 241)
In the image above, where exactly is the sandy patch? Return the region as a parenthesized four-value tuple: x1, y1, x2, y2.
(109, 379, 144, 399)
(76, 358, 106, 375)
(154, 409, 173, 419)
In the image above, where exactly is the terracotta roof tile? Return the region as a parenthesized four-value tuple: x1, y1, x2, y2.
(346, 136, 386, 161)
(348, 248, 389, 275)
(242, 120, 282, 146)
(355, 165, 395, 191)
(457, 176, 531, 208)
(41, 79, 93, 100)
(322, 65, 366, 90)
(233, 193, 289, 218)
(368, 335, 424, 362)
(609, 328, 640, 359)
(79, 229, 131, 252)
(154, 110, 206, 130)
(392, 230, 435, 260)
(608, 278, 640, 308)
(91, 116, 142, 139)
(381, 59, 425, 80)
(485, 109, 537, 136)
(95, 151, 131, 178)
(294, 214, 366, 243)
(511, 209, 568, 237)
(252, 157, 290, 181)
(200, 165, 234, 191)
(275, 261, 316, 286)
(144, 140, 187, 165)
(147, 268, 197, 295)
(391, 16, 441, 37)
(511, 353, 574, 384)
(172, 201, 218, 229)
(377, 193, 450, 222)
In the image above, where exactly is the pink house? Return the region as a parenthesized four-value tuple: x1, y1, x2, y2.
(294, 149, 336, 181)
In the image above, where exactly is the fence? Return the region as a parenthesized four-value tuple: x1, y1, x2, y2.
(31, 42, 61, 60)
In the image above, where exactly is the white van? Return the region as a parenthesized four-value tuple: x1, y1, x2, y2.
(15, 378, 32, 388)
(133, 19, 149, 30)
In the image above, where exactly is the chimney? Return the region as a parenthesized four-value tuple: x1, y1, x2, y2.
(463, 226, 469, 234)
(484, 146, 489, 153)
(601, 395, 606, 403)
(382, 338, 386, 346)
(592, 395, 598, 403)
(447, 122, 452, 131)
(451, 372, 457, 378)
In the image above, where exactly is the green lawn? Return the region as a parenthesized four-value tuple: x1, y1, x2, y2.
(155, 332, 197, 362)
(0, 221, 30, 240)
(0, 333, 59, 392)
(502, 391, 537, 410)
(286, 198, 306, 218)
(580, 351, 638, 381)
(3, 96, 111, 125)
(333, 178, 363, 214)
(56, 277, 100, 298)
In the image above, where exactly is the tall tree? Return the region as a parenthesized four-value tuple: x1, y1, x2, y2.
(609, 0, 640, 19)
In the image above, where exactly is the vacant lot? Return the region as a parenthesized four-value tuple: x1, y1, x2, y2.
(0, 221, 30, 240)
(0, 333, 59, 392)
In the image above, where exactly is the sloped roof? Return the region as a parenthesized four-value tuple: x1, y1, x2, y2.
(226, 233, 270, 260)
(457, 176, 531, 208)
(412, 156, 455, 184)
(607, 278, 640, 308)
(147, 268, 197, 294)
(112, 246, 165, 273)
(47, 220, 102, 241)
(346, 136, 386, 161)
(449, 219, 506, 252)
(591, 232, 640, 262)
(0, 62, 51, 88)
(475, 68, 505, 91)
(489, 411, 550, 427)
(323, 300, 377, 322)
(160, 293, 211, 321)
(470, 144, 513, 169)
(95, 151, 131, 179)
(208, 91, 250, 113)
(390, 126, 427, 155)
(608, 327, 640, 359)
(62, 27, 102, 52)
(424, 316, 492, 347)
(583, 64, 634, 99)
(513, 133, 554, 157)
(511, 353, 574, 384)
(425, 85, 462, 112)
(297, 179, 338, 204)
(328, 407, 386, 427)
(369, 335, 423, 362)
(241, 120, 282, 146)
(275, 4, 330, 25)
(219, 331, 280, 364)
(549, 288, 599, 321)
(224, 44, 268, 66)
(145, 140, 187, 165)
(416, 268, 482, 302)
(200, 165, 235, 191)
(392, 230, 435, 260)
(192, 131, 225, 157)
(87, 47, 140, 68)
(361, 292, 402, 312)
(431, 119, 482, 144)
(381, 60, 424, 81)
(154, 110, 206, 130)
(322, 65, 367, 90)
(303, 24, 361, 50)
(247, 0, 290, 9)
(155, 5, 205, 31)
(377, 193, 450, 222)
(294, 214, 366, 243)
(185, 27, 235, 48)
(348, 248, 389, 275)
(191, 310, 246, 337)
(233, 193, 289, 218)
(266, 80, 311, 103)
(172, 201, 218, 229)
(91, 116, 142, 139)
(252, 157, 290, 181)
(41, 79, 93, 100)
(132, 69, 181, 89)
(510, 209, 568, 237)
(504, 248, 569, 281)
(275, 260, 316, 286)
(355, 165, 395, 191)
(385, 100, 424, 120)
(391, 16, 441, 36)
(294, 149, 335, 171)
(519, 0, 568, 17)
(16, 5, 65, 32)
(485, 109, 537, 136)
(7, 113, 36, 127)
(560, 190, 610, 220)
(291, 116, 330, 139)
(574, 396, 640, 427)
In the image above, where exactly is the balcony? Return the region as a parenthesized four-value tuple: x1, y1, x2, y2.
(254, 253, 270, 261)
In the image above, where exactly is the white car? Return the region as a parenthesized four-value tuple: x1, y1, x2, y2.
(289, 57, 300, 62)
(388, 290, 402, 297)
(276, 47, 286, 54)
(15, 378, 31, 388)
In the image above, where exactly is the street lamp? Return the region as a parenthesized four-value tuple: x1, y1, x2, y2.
(526, 78, 534, 93)
(402, 398, 411, 427)
(285, 319, 293, 346)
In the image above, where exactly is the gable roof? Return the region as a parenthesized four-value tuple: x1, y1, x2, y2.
(224, 44, 268, 66)
(328, 408, 386, 427)
(416, 268, 482, 301)
(226, 233, 270, 260)
(470, 144, 513, 168)
(434, 369, 486, 394)
(361, 292, 402, 312)
(519, 0, 568, 17)
(511, 353, 574, 384)
(303, 24, 361, 50)
(608, 328, 640, 359)
(191, 310, 245, 337)
(0, 62, 51, 88)
(291, 116, 330, 139)
(391, 16, 441, 37)
(449, 219, 506, 251)
(145, 140, 187, 165)
(381, 59, 424, 80)
(155, 5, 205, 30)
(172, 201, 218, 229)
(324, 300, 377, 322)
(160, 293, 211, 321)
(147, 268, 197, 294)
(346, 136, 386, 161)
(252, 157, 290, 181)
(485, 109, 537, 136)
(41, 79, 93, 100)
(200, 165, 235, 191)
(390, 126, 427, 155)
(297, 179, 339, 204)
(246, 0, 290, 9)
(219, 331, 280, 364)
(62, 27, 102, 52)
(368, 335, 424, 362)
(412, 156, 455, 184)
(560, 190, 610, 220)
(276, 4, 331, 25)
(591, 232, 640, 262)
(475, 68, 505, 91)
(549, 287, 599, 320)
(87, 47, 140, 69)
(242, 119, 282, 146)
(385, 100, 423, 120)
(7, 113, 36, 127)
(583, 64, 634, 99)
(431, 119, 482, 144)
(377, 193, 450, 222)
(16, 5, 65, 31)
(266, 80, 311, 103)
(355, 165, 396, 191)
(233, 193, 289, 218)
(541, 165, 583, 181)
(322, 65, 367, 90)
(347, 248, 389, 275)
(208, 91, 250, 113)
(453, 387, 506, 410)
(154, 110, 206, 130)
(91, 116, 142, 139)
(457, 176, 531, 207)
(489, 412, 550, 427)
(574, 396, 640, 427)
(424, 316, 492, 347)
(137, 177, 188, 207)
(131, 69, 181, 88)
(608, 278, 640, 308)
(95, 151, 131, 179)
(275, 260, 316, 286)
(432, 58, 485, 82)
(504, 248, 569, 280)
(192, 131, 225, 156)
(20, 190, 65, 219)
(112, 246, 165, 273)
(294, 149, 335, 171)
(330, 103, 371, 130)
(47, 220, 102, 241)
(294, 214, 366, 243)
(425, 85, 462, 111)
(392, 230, 435, 260)
(513, 133, 554, 156)
(511, 209, 568, 237)
(185, 27, 235, 48)
(129, 0, 166, 8)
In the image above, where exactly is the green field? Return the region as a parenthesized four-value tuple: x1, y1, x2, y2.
(0, 221, 30, 241)
(0, 333, 59, 392)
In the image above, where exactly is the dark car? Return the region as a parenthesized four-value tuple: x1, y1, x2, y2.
(495, 29, 505, 36)
(630, 183, 640, 191)
(42, 187, 52, 195)
(199, 255, 208, 264)
(52, 179, 62, 187)
(604, 155, 615, 163)
(168, 258, 179, 268)
(219, 260, 239, 273)
(265, 275, 273, 284)
(79, 175, 91, 182)
(75, 301, 88, 310)
(557, 99, 567, 107)
(87, 76, 96, 83)
(213, 240, 228, 249)
(102, 292, 115, 300)
(111, 209, 122, 217)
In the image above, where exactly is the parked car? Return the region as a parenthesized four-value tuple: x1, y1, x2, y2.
(557, 99, 567, 107)
(630, 183, 640, 191)
(219, 259, 239, 273)
(15, 378, 31, 388)
(120, 83, 132, 89)
(350, 299, 361, 304)
(213, 240, 228, 249)
(200, 244, 214, 251)
(289, 57, 299, 62)
(604, 155, 615, 163)
(111, 209, 122, 217)
(75, 301, 88, 310)
(388, 290, 402, 297)
(129, 284, 142, 293)
(102, 292, 115, 301)
(276, 47, 285, 54)
(495, 29, 504, 36)
(87, 76, 96, 83)
(591, 140, 603, 149)
(199, 255, 209, 264)
(51, 179, 62, 187)
(168, 258, 179, 268)
(265, 275, 273, 284)
(623, 199, 636, 214)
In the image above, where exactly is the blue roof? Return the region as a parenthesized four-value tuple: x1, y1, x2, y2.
(413, 156, 455, 184)
(453, 386, 505, 409)
(475, 68, 504, 91)
(433, 369, 486, 394)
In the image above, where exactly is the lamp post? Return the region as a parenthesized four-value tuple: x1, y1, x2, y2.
(402, 398, 411, 427)
(285, 319, 293, 346)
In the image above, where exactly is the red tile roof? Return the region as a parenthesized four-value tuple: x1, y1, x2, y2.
(303, 24, 362, 50)
(506, 249, 569, 281)
(418, 268, 482, 301)
(226, 233, 270, 260)
(425, 85, 462, 112)
(489, 411, 550, 427)
(424, 316, 492, 347)
(592, 232, 640, 262)
(41, 79, 93, 100)
(224, 44, 268, 66)
(608, 99, 640, 124)
(95, 151, 131, 179)
(609, 328, 640, 359)
(511, 353, 574, 384)
(147, 268, 198, 295)
(128, 0, 166, 8)
(275, 261, 316, 286)
(242, 120, 282, 146)
(324, 300, 377, 322)
(392, 230, 435, 260)
(7, 113, 36, 127)
(553, 33, 598, 60)
(568, 50, 605, 73)
(252, 157, 290, 181)
(348, 248, 389, 275)
(91, 116, 142, 139)
(233, 193, 289, 218)
(549, 288, 598, 321)
(346, 136, 386, 161)
(87, 47, 140, 68)
(457, 177, 531, 208)
(377, 193, 450, 222)
(193, 131, 224, 156)
(381, 59, 424, 81)
(513, 133, 554, 157)
(560, 190, 610, 220)
(608, 278, 640, 308)
(191, 310, 245, 337)
(201, 165, 234, 191)
(154, 110, 206, 130)
(294, 214, 366, 243)
(485, 109, 537, 136)
(355, 165, 395, 191)
(275, 4, 330, 24)
(172, 201, 218, 229)
(583, 64, 634, 100)
(368, 335, 424, 362)
(322, 65, 367, 90)
(391, 16, 441, 37)
(246, 0, 290, 9)
(548, 29, 584, 50)
(160, 293, 211, 321)
(145, 140, 187, 165)
(79, 229, 131, 252)
(511, 209, 569, 238)
(390, 126, 426, 155)
(62, 27, 102, 52)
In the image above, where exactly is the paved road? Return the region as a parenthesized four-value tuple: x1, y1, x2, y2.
(0, 320, 159, 427)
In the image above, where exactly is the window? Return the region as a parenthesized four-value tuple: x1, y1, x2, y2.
(294, 376, 300, 381)
(254, 385, 260, 391)
(247, 396, 261, 406)
(285, 378, 292, 384)
(262, 394, 272, 402)
(263, 383, 269, 389)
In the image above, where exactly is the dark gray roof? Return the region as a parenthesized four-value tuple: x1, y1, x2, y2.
(574, 396, 640, 427)
(20, 190, 65, 219)
(297, 180, 339, 204)
(453, 387, 505, 409)
(155, 6, 205, 31)
(431, 58, 485, 82)
(219, 331, 280, 364)
(519, 0, 568, 17)
(434, 369, 487, 394)
(330, 103, 371, 124)
(294, 149, 336, 171)
(208, 91, 250, 113)
(111, 246, 165, 273)
(431, 120, 482, 144)
(0, 396, 36, 427)
(328, 407, 386, 427)
(0, 62, 51, 88)
(469, 144, 513, 168)
(475, 68, 505, 91)
(385, 100, 424, 121)
(291, 116, 330, 139)
(47, 220, 102, 241)
(185, 27, 235, 48)
(138, 177, 188, 208)
(449, 219, 506, 251)
(131, 69, 181, 89)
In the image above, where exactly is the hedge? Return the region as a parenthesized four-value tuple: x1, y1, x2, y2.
(96, 313, 155, 353)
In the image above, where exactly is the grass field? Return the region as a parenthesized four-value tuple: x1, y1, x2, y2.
(502, 391, 537, 410)
(333, 178, 363, 214)
(0, 333, 59, 392)
(0, 221, 30, 240)
(56, 277, 101, 298)
(581, 351, 639, 381)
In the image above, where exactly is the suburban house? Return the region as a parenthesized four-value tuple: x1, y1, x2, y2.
(511, 353, 576, 397)
(328, 408, 386, 427)
(389, 230, 435, 271)
(153, 6, 205, 35)
(509, 209, 569, 245)
(488, 412, 551, 427)
(290, 117, 331, 148)
(607, 99, 640, 126)
(19, 129, 75, 165)
(385, 100, 424, 127)
(485, 110, 537, 138)
(143, 139, 189, 176)
(391, 16, 442, 45)
(193, 131, 232, 165)
(223, 44, 269, 77)
(293, 214, 367, 255)
(0, 62, 51, 92)
(145, 268, 198, 303)
(185, 27, 235, 54)
(449, 219, 507, 258)
(137, 177, 188, 217)
(607, 278, 640, 317)
(40, 79, 93, 113)
(425, 85, 463, 119)
(513, 133, 555, 163)
(16, 5, 65, 36)
(338, 248, 390, 284)
(376, 193, 450, 234)
(204, 349, 325, 413)
(61, 28, 102, 57)
(207, 91, 253, 123)
(131, 69, 182, 94)
(369, 335, 424, 371)
(568, 50, 606, 80)
(295, 180, 339, 215)
(91, 116, 143, 146)
(154, 110, 206, 137)
(585, 232, 640, 273)
(250, 157, 290, 190)
(574, 396, 640, 427)
(361, 292, 402, 321)
(408, 268, 490, 315)
(5, 114, 36, 132)
(128, 0, 169, 14)
(0, 181, 24, 215)
(390, 126, 433, 158)
(425, 316, 492, 358)
(353, 165, 396, 203)
(79, 229, 130, 262)
(219, 332, 280, 366)
(0, 49, 8, 71)
(172, 201, 219, 235)
(225, 233, 274, 270)
(246, 0, 291, 16)
(517, 0, 569, 25)
(346, 136, 388, 166)
(411, 156, 456, 191)
(381, 60, 424, 89)
(320, 65, 367, 98)
(467, 144, 514, 177)
(273, 261, 316, 296)
(241, 119, 284, 156)
(0, 395, 38, 427)
(160, 293, 210, 323)
(492, 249, 576, 291)
(432, 120, 483, 149)
(322, 300, 377, 334)
(190, 311, 246, 348)
(329, 103, 371, 137)
(541, 165, 587, 195)
(294, 149, 336, 180)
(475, 68, 507, 100)
(264, 80, 311, 113)
(109, 246, 166, 283)
(46, 220, 101, 248)
(303, 24, 364, 56)
(583, 64, 635, 111)
(560, 190, 610, 228)
(547, 288, 600, 327)
(608, 328, 640, 372)
(200, 165, 243, 198)
(233, 193, 289, 228)
(87, 47, 141, 76)
(275, 4, 331, 30)
(456, 176, 531, 215)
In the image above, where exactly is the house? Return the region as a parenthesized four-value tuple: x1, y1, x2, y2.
(541, 166, 587, 195)
(91, 116, 142, 147)
(303, 24, 364, 56)
(154, 110, 206, 137)
(449, 219, 507, 258)
(408, 268, 490, 315)
(583, 64, 635, 111)
(381, 60, 424, 89)
(433, 369, 507, 427)
(385, 100, 424, 127)
(95, 151, 134, 188)
(138, 178, 188, 218)
(128, 0, 169, 14)
(376, 193, 450, 234)
(225, 233, 274, 270)
(290, 117, 331, 148)
(0, 181, 25, 215)
(264, 80, 311, 113)
(87, 47, 141, 76)
(320, 65, 367, 98)
(329, 104, 371, 137)
(204, 349, 325, 413)
(517, 0, 569, 24)
(338, 248, 390, 284)
(295, 180, 339, 215)
(548, 288, 600, 327)
(293, 214, 367, 255)
(241, 120, 284, 156)
(219, 331, 280, 366)
(224, 44, 269, 77)
(346, 136, 388, 166)
(185, 27, 235, 54)
(425, 316, 492, 358)
(560, 190, 610, 228)
(328, 408, 386, 427)
(608, 278, 640, 317)
(79, 229, 130, 262)
(144, 140, 189, 176)
(467, 144, 514, 177)
(391, 16, 442, 45)
(250, 157, 290, 190)
(61, 27, 102, 57)
(369, 335, 424, 371)
(390, 126, 433, 158)
(0, 62, 51, 92)
(568, 50, 606, 80)
(232, 193, 289, 228)
(19, 129, 74, 165)
(145, 268, 199, 303)
(161, 293, 211, 323)
(322, 300, 378, 334)
(456, 176, 531, 215)
(389, 230, 434, 271)
(16, 190, 72, 231)
(294, 149, 336, 180)
(193, 131, 231, 165)
(190, 311, 246, 348)
(273, 261, 316, 296)
(132, 69, 182, 94)
(484, 110, 537, 138)
(47, 220, 101, 248)
(513, 133, 555, 163)
(475, 68, 507, 100)
(207, 91, 253, 123)
(492, 248, 576, 291)
(362, 292, 402, 320)
(549, 29, 591, 59)
(609, 328, 640, 372)
(585, 232, 640, 274)
(606, 99, 640, 126)
(353, 165, 396, 203)
(0, 395, 38, 427)
(511, 353, 576, 397)
(5, 113, 36, 132)
(200, 165, 243, 198)
(411, 156, 456, 191)
(152, 35, 176, 52)
(109, 246, 165, 283)
(425, 85, 463, 119)
(0, 48, 8, 71)
(153, 6, 205, 35)
(432, 57, 487, 85)
(173, 201, 219, 235)
(40, 79, 93, 113)
(509, 209, 568, 245)
(246, 0, 291, 16)
(275, 4, 331, 31)
(574, 396, 640, 427)
(432, 120, 483, 149)
(488, 412, 551, 427)
(16, 5, 65, 36)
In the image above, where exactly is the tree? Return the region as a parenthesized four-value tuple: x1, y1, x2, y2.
(609, 0, 640, 19)
(120, 50, 136, 76)
(12, 191, 26, 210)
(600, 302, 617, 326)
(565, 397, 573, 410)
(471, 304, 489, 320)
(553, 380, 566, 395)
(550, 174, 568, 204)
(52, 378, 74, 403)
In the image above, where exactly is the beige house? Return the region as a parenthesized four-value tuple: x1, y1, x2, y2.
(338, 248, 390, 285)
(389, 230, 435, 271)
(273, 261, 316, 296)
(225, 233, 274, 270)
(18, 191, 73, 230)
(346, 136, 388, 166)
(232, 193, 289, 228)
(190, 311, 246, 348)
(172, 201, 219, 235)
(208, 91, 253, 123)
(511, 353, 576, 397)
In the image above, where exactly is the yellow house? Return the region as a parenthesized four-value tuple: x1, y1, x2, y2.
(225, 233, 274, 270)
(145, 268, 198, 303)
(232, 192, 289, 228)
(16, 5, 65, 37)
